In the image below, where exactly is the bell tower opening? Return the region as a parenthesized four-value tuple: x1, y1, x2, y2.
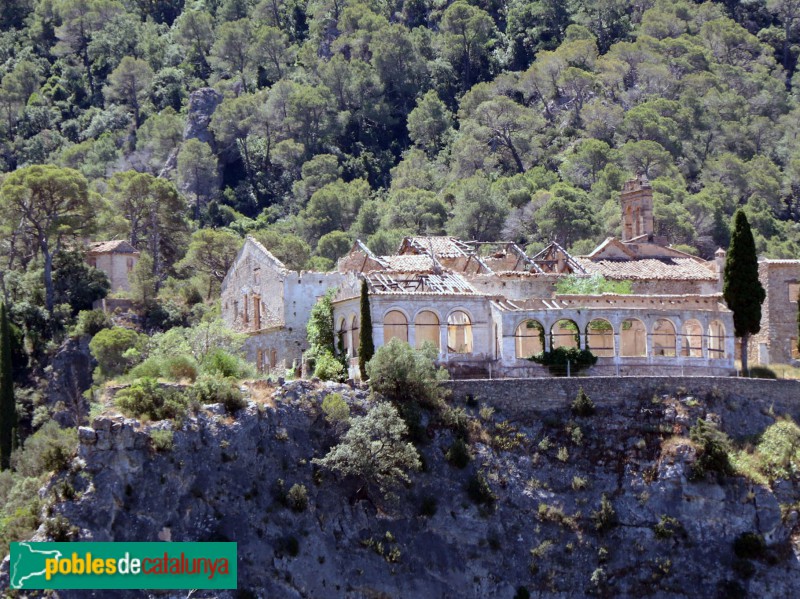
(620, 174, 653, 241)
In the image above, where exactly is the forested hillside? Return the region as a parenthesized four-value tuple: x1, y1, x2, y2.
(3, 0, 800, 321)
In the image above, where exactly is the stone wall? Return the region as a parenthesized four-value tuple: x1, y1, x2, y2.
(445, 376, 800, 428)
(748, 260, 800, 365)
(92, 253, 136, 293)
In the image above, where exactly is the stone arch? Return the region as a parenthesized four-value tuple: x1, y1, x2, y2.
(708, 320, 726, 359)
(415, 310, 440, 350)
(586, 318, 614, 357)
(337, 317, 348, 355)
(680, 319, 703, 357)
(515, 320, 545, 358)
(447, 310, 473, 354)
(620, 318, 647, 357)
(350, 314, 360, 357)
(384, 310, 408, 343)
(551, 319, 580, 350)
(652, 318, 677, 357)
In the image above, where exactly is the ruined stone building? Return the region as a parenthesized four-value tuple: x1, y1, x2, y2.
(221, 176, 794, 377)
(86, 240, 139, 293)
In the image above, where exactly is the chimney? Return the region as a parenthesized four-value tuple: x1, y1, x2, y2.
(620, 174, 653, 242)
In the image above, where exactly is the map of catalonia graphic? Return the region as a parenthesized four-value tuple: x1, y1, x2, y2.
(11, 542, 63, 589)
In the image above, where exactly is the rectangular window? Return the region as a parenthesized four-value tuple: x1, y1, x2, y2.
(127, 257, 135, 272)
(789, 283, 800, 303)
(88, 257, 97, 268)
(792, 339, 800, 360)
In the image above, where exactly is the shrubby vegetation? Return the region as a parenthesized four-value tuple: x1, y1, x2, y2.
(530, 347, 598, 375)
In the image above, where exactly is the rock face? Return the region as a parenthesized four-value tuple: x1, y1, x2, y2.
(183, 87, 223, 146)
(45, 336, 94, 427)
(10, 381, 800, 598)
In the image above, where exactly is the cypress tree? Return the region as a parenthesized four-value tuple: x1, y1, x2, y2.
(722, 210, 766, 374)
(0, 303, 16, 470)
(358, 279, 374, 380)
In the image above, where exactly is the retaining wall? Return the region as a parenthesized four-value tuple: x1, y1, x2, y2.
(444, 376, 800, 421)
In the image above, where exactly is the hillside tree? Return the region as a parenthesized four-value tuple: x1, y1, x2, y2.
(0, 303, 15, 470)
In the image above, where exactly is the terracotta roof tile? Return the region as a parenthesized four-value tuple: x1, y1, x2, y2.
(576, 257, 717, 281)
(87, 240, 139, 254)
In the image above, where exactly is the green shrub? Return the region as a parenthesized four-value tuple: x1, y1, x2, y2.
(529, 347, 597, 376)
(164, 355, 198, 382)
(128, 357, 164, 379)
(747, 366, 777, 379)
(203, 348, 246, 378)
(591, 494, 617, 532)
(11, 422, 77, 477)
(365, 339, 449, 408)
(466, 471, 496, 506)
(43, 514, 78, 542)
(446, 437, 471, 469)
(115, 378, 190, 422)
(653, 515, 684, 539)
(286, 483, 309, 512)
(322, 392, 350, 428)
(89, 327, 144, 380)
(313, 350, 345, 381)
(571, 387, 596, 416)
(189, 376, 246, 414)
(733, 532, 766, 559)
(689, 418, 733, 480)
(72, 309, 111, 338)
(441, 406, 470, 437)
(150, 429, 174, 451)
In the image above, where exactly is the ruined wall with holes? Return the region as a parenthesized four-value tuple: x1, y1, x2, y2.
(222, 238, 345, 370)
(747, 260, 800, 365)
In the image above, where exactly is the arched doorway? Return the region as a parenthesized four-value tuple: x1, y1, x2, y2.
(415, 311, 440, 350)
(447, 311, 473, 354)
(384, 310, 408, 343)
(515, 320, 544, 358)
(586, 319, 614, 357)
(652, 319, 677, 357)
(620, 318, 646, 356)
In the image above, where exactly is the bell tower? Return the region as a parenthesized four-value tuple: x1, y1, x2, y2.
(620, 174, 654, 241)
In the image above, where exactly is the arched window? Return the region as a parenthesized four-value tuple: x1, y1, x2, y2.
(515, 320, 544, 358)
(415, 311, 440, 350)
(586, 319, 614, 357)
(620, 318, 646, 356)
(350, 315, 360, 357)
(709, 320, 726, 359)
(384, 310, 408, 343)
(652, 319, 677, 357)
(447, 311, 473, 354)
(551, 319, 579, 350)
(337, 317, 348, 355)
(681, 319, 703, 357)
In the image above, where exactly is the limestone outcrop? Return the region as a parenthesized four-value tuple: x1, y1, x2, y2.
(4, 380, 799, 598)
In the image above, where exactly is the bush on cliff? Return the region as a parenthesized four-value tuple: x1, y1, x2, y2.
(115, 378, 190, 422)
(313, 401, 421, 498)
(366, 339, 448, 408)
(689, 418, 734, 480)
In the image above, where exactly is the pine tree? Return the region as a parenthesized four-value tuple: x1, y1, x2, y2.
(358, 279, 374, 380)
(0, 303, 16, 470)
(722, 210, 766, 374)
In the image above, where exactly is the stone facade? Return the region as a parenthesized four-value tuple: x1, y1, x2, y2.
(747, 260, 800, 365)
(221, 177, 800, 376)
(221, 238, 344, 372)
(86, 240, 139, 293)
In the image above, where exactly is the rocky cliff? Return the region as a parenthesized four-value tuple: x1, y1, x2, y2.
(4, 379, 799, 598)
